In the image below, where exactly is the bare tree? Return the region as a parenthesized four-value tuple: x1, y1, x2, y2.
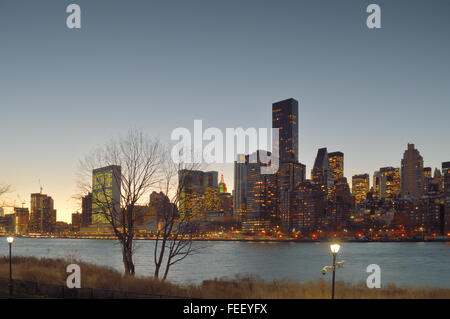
(78, 128, 161, 275)
(152, 148, 205, 280)
(0, 184, 10, 198)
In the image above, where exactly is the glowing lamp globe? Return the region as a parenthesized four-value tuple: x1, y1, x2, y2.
(6, 237, 14, 244)
(330, 243, 340, 254)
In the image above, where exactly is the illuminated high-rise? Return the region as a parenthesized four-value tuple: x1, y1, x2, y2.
(443, 161, 450, 233)
(328, 152, 344, 183)
(423, 167, 432, 194)
(178, 169, 218, 219)
(373, 171, 381, 199)
(311, 147, 333, 191)
(281, 180, 326, 232)
(92, 165, 121, 225)
(272, 98, 298, 163)
(379, 167, 401, 201)
(245, 150, 277, 219)
(400, 144, 424, 199)
(352, 174, 370, 205)
(234, 154, 248, 217)
(329, 177, 352, 229)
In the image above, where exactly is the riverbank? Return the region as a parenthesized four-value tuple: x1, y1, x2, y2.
(5, 234, 449, 243)
(0, 256, 449, 299)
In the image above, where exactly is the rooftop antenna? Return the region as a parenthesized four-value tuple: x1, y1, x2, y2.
(17, 194, 26, 208)
(39, 179, 43, 194)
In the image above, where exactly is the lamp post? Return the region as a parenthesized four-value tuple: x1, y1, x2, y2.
(7, 236, 14, 298)
(329, 242, 341, 299)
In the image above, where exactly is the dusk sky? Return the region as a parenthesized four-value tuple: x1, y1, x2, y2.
(1, 0, 449, 222)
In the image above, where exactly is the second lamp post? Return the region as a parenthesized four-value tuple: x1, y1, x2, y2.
(7, 236, 14, 298)
(329, 242, 341, 299)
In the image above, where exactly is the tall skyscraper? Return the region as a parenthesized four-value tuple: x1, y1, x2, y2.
(423, 167, 432, 194)
(443, 161, 450, 233)
(178, 169, 218, 219)
(235, 98, 305, 231)
(92, 165, 121, 225)
(328, 152, 344, 183)
(278, 162, 305, 192)
(281, 180, 326, 232)
(379, 167, 401, 201)
(272, 98, 298, 163)
(246, 150, 277, 220)
(329, 177, 353, 229)
(373, 170, 381, 199)
(29, 192, 57, 233)
(311, 147, 333, 191)
(401, 143, 424, 199)
(234, 154, 248, 217)
(352, 174, 370, 205)
(442, 162, 450, 176)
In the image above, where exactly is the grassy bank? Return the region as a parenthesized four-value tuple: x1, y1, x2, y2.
(0, 256, 449, 299)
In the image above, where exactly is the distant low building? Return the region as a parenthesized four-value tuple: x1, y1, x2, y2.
(81, 193, 92, 227)
(29, 192, 57, 234)
(55, 221, 71, 234)
(72, 212, 82, 232)
(14, 207, 29, 234)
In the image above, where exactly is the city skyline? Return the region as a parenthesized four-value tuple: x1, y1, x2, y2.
(1, 0, 450, 222)
(1, 96, 448, 224)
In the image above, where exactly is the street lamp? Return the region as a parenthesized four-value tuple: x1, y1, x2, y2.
(329, 242, 340, 299)
(6, 236, 14, 298)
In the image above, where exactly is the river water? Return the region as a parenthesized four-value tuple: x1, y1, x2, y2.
(1, 238, 449, 288)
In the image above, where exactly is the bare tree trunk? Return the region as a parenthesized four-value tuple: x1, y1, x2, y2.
(162, 261, 170, 281)
(78, 128, 161, 277)
(122, 240, 135, 275)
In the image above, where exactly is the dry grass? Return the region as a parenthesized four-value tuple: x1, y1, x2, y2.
(198, 276, 450, 299)
(0, 256, 449, 299)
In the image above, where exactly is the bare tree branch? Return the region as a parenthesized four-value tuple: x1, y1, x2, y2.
(152, 147, 207, 280)
(77, 128, 161, 275)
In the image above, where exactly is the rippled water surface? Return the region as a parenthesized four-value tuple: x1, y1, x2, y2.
(2, 238, 449, 288)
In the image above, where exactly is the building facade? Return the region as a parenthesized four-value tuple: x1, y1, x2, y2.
(92, 165, 122, 225)
(272, 98, 299, 163)
(401, 143, 424, 199)
(311, 147, 333, 192)
(14, 207, 29, 234)
(352, 174, 370, 206)
(379, 167, 401, 201)
(443, 162, 450, 233)
(81, 192, 92, 227)
(178, 169, 218, 219)
(328, 152, 344, 183)
(29, 193, 57, 233)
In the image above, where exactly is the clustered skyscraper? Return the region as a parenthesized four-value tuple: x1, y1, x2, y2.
(232, 98, 450, 236)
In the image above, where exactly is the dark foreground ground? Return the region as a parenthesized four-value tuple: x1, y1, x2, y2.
(0, 256, 449, 299)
